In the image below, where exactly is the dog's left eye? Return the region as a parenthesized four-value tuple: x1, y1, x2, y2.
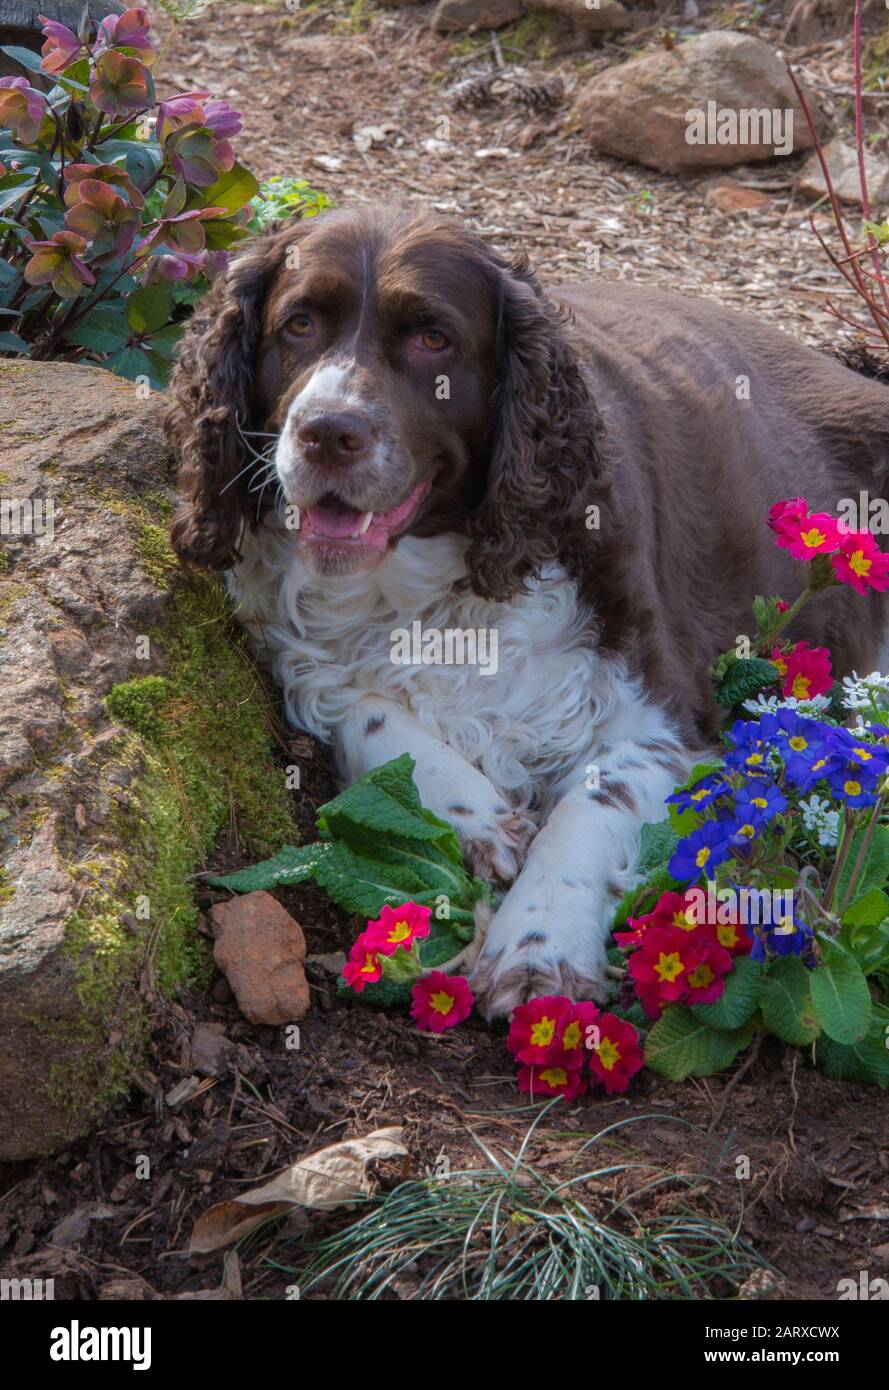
(286, 311, 314, 337)
(417, 328, 450, 352)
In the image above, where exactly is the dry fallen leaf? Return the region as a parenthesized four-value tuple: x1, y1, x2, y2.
(189, 1126, 408, 1254)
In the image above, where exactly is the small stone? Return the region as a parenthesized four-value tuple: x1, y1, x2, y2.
(208, 892, 310, 1026)
(307, 950, 347, 975)
(798, 138, 889, 208)
(190, 1021, 236, 1077)
(705, 177, 772, 214)
(98, 1277, 154, 1300)
(795, 1215, 817, 1233)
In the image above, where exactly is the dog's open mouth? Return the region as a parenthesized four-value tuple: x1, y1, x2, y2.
(300, 479, 431, 553)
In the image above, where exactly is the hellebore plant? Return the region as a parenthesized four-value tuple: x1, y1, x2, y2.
(0, 9, 323, 384)
(612, 498, 889, 1088)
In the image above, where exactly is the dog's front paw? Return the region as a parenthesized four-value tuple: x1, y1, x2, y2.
(468, 898, 609, 1021)
(450, 804, 536, 887)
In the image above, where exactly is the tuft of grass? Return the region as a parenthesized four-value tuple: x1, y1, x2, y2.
(270, 1113, 771, 1300)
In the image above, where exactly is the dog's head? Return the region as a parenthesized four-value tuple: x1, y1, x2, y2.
(166, 204, 607, 600)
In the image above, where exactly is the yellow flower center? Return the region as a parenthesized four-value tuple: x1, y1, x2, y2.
(717, 923, 739, 948)
(772, 657, 787, 677)
(655, 952, 684, 983)
(801, 527, 827, 549)
(791, 674, 811, 699)
(853, 747, 872, 761)
(738, 823, 755, 839)
(746, 752, 764, 766)
(595, 1038, 621, 1071)
(388, 919, 411, 943)
(360, 953, 378, 975)
(561, 1021, 581, 1051)
(775, 917, 795, 936)
(850, 549, 871, 577)
(530, 1016, 556, 1047)
(690, 788, 710, 802)
(673, 909, 698, 931)
(429, 989, 455, 1015)
(752, 797, 768, 809)
(789, 736, 808, 752)
(687, 963, 715, 990)
(695, 846, 711, 868)
(539, 1067, 568, 1088)
(844, 780, 862, 797)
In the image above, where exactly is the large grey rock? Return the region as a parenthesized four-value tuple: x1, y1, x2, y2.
(575, 31, 818, 173)
(0, 361, 296, 1159)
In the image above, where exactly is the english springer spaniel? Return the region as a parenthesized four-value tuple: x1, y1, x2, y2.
(166, 204, 889, 1018)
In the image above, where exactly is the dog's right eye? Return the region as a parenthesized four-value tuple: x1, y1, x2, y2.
(286, 311, 314, 337)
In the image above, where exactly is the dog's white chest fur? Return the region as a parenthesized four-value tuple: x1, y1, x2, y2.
(229, 520, 694, 1017)
(230, 525, 657, 808)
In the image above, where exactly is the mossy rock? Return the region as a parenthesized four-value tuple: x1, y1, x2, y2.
(0, 361, 297, 1160)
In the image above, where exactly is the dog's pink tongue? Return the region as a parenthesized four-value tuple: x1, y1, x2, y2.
(304, 501, 366, 539)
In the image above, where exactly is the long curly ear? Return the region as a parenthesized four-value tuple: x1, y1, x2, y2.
(166, 226, 293, 569)
(465, 257, 610, 604)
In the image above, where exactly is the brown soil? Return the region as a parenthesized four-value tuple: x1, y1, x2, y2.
(2, 0, 888, 1302)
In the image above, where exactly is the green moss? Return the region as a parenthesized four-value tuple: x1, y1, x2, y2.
(106, 675, 170, 739)
(451, 10, 562, 63)
(0, 581, 28, 622)
(507, 10, 562, 61)
(36, 522, 298, 1137)
(0, 869, 13, 907)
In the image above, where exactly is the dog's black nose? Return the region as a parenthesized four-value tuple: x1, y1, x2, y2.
(296, 412, 372, 466)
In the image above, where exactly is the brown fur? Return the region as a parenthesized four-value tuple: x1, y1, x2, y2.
(166, 204, 889, 745)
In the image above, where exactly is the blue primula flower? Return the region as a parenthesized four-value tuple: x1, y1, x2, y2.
(668, 821, 734, 884)
(735, 781, 787, 823)
(750, 906, 814, 962)
(667, 774, 729, 813)
(723, 715, 778, 778)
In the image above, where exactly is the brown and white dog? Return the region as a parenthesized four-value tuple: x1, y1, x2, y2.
(166, 204, 889, 1017)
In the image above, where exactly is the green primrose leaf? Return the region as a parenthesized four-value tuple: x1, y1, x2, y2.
(815, 1005, 889, 1088)
(757, 956, 820, 1045)
(836, 824, 889, 907)
(810, 939, 873, 1045)
(715, 657, 779, 710)
(644, 1005, 755, 1080)
(694, 955, 762, 1031)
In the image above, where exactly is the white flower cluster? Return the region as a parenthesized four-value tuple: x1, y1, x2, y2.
(799, 795, 841, 848)
(841, 671, 889, 713)
(742, 692, 832, 718)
